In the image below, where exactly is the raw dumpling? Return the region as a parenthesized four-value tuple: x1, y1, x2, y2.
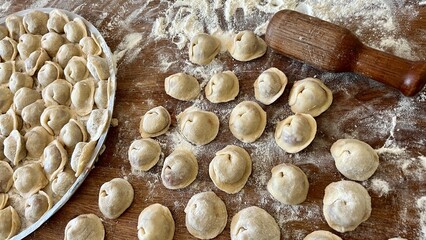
(185, 191, 227, 239)
(0, 193, 7, 209)
(161, 148, 198, 189)
(41, 32, 65, 58)
(209, 145, 252, 194)
(5, 15, 25, 41)
(4, 130, 26, 166)
(303, 230, 342, 240)
(0, 37, 18, 61)
(0, 62, 14, 84)
(40, 105, 72, 135)
(128, 138, 161, 171)
(41, 140, 67, 181)
(254, 67, 287, 105)
(0, 161, 13, 193)
(137, 203, 175, 240)
(98, 178, 134, 219)
(289, 78, 333, 117)
(86, 109, 109, 141)
(25, 126, 53, 158)
(165, 73, 200, 101)
(21, 100, 45, 128)
(71, 78, 95, 116)
(189, 33, 221, 65)
(0, 26, 7, 40)
(24, 191, 52, 223)
(13, 163, 48, 198)
(323, 180, 371, 233)
(64, 56, 89, 84)
(267, 163, 309, 205)
(64, 214, 105, 240)
(47, 9, 69, 33)
(0, 206, 21, 240)
(9, 72, 33, 93)
(139, 106, 171, 138)
(64, 18, 87, 43)
(51, 170, 75, 196)
(37, 61, 63, 87)
(0, 87, 13, 114)
(87, 55, 110, 81)
(17, 34, 41, 59)
(13, 87, 41, 114)
(331, 139, 379, 181)
(25, 48, 51, 76)
(228, 31, 267, 61)
(59, 119, 88, 150)
(42, 79, 72, 106)
(205, 71, 239, 103)
(274, 113, 317, 153)
(22, 11, 49, 35)
(229, 101, 266, 143)
(70, 141, 97, 177)
(55, 43, 82, 68)
(0, 109, 22, 137)
(230, 206, 280, 240)
(177, 107, 219, 145)
(80, 35, 102, 56)
(94, 80, 109, 109)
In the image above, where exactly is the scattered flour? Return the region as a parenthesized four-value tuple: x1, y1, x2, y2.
(113, 32, 144, 64)
(369, 178, 391, 197)
(417, 197, 426, 239)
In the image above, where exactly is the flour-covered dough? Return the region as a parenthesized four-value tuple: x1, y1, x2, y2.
(0, 161, 13, 193)
(205, 71, 239, 103)
(139, 106, 171, 138)
(13, 163, 48, 198)
(177, 107, 219, 145)
(128, 138, 161, 171)
(189, 33, 221, 65)
(229, 101, 266, 143)
(228, 31, 267, 61)
(24, 191, 52, 223)
(99, 178, 134, 219)
(254, 67, 287, 105)
(165, 72, 200, 101)
(303, 230, 342, 240)
(137, 203, 175, 240)
(0, 206, 21, 240)
(64, 213, 105, 240)
(161, 148, 198, 189)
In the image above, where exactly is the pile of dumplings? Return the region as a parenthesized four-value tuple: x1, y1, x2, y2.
(0, 9, 112, 239)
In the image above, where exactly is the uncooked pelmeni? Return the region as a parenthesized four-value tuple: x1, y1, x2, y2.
(13, 87, 41, 114)
(177, 107, 219, 145)
(24, 191, 52, 223)
(274, 113, 317, 153)
(42, 79, 72, 106)
(330, 139, 379, 181)
(13, 163, 48, 198)
(21, 100, 45, 128)
(80, 35, 102, 56)
(0, 25, 7, 39)
(209, 145, 251, 194)
(5, 15, 25, 41)
(0, 87, 13, 114)
(71, 78, 95, 116)
(0, 193, 7, 209)
(94, 80, 109, 109)
(51, 171, 75, 197)
(323, 180, 371, 233)
(303, 230, 342, 240)
(87, 55, 110, 81)
(164, 72, 200, 101)
(139, 106, 171, 138)
(4, 130, 26, 166)
(47, 9, 69, 33)
(25, 48, 50, 76)
(254, 67, 287, 105)
(0, 62, 14, 84)
(41, 140, 68, 181)
(228, 31, 267, 61)
(161, 148, 198, 189)
(289, 77, 333, 117)
(25, 126, 53, 158)
(55, 43, 82, 68)
(86, 109, 109, 141)
(0, 109, 22, 137)
(64, 18, 87, 43)
(0, 206, 21, 240)
(205, 71, 239, 103)
(185, 191, 227, 239)
(40, 105, 72, 136)
(137, 203, 175, 240)
(41, 32, 65, 58)
(22, 10, 48, 35)
(0, 37, 18, 61)
(64, 214, 105, 240)
(37, 61, 63, 87)
(388, 238, 407, 240)
(189, 33, 221, 65)
(59, 119, 88, 150)
(99, 178, 134, 219)
(128, 138, 161, 171)
(64, 56, 89, 84)
(267, 163, 309, 205)
(70, 141, 97, 177)
(9, 72, 33, 93)
(229, 101, 266, 143)
(230, 206, 280, 240)
(0, 161, 13, 193)
(17, 33, 41, 59)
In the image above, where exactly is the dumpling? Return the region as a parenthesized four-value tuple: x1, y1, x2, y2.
(274, 113, 317, 153)
(184, 191, 227, 239)
(0, 109, 22, 137)
(139, 106, 171, 138)
(64, 56, 89, 84)
(41, 32, 65, 58)
(52, 170, 76, 196)
(13, 163, 48, 198)
(42, 79, 72, 106)
(37, 61, 63, 87)
(161, 148, 198, 189)
(137, 203, 175, 240)
(0, 161, 13, 193)
(47, 9, 69, 33)
(205, 71, 239, 103)
(22, 11, 49, 35)
(64, 18, 87, 43)
(24, 191, 52, 223)
(4, 130, 26, 166)
(228, 31, 267, 61)
(330, 139, 379, 181)
(189, 33, 221, 65)
(87, 55, 110, 81)
(303, 230, 342, 240)
(94, 80, 109, 109)
(254, 67, 287, 105)
(9, 72, 33, 93)
(98, 178, 134, 219)
(0, 26, 8, 40)
(288, 78, 333, 117)
(0, 37, 18, 61)
(21, 100, 45, 128)
(209, 145, 252, 194)
(128, 138, 161, 171)
(0, 87, 13, 114)
(70, 141, 96, 177)
(71, 78, 95, 116)
(13, 87, 41, 114)
(177, 107, 219, 145)
(229, 101, 266, 143)
(59, 119, 88, 150)
(0, 62, 14, 84)
(323, 180, 371, 233)
(230, 206, 280, 240)
(79, 35, 102, 56)
(40, 105, 73, 135)
(64, 214, 105, 240)
(55, 43, 82, 68)
(0, 206, 21, 240)
(25, 126, 53, 158)
(86, 109, 109, 141)
(41, 140, 67, 181)
(17, 34, 41, 59)
(267, 163, 309, 205)
(25, 48, 51, 76)
(164, 73, 200, 101)
(5, 15, 25, 41)
(0, 193, 7, 209)
(14, 59, 25, 72)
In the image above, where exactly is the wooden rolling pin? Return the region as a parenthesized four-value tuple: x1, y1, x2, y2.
(265, 10, 426, 96)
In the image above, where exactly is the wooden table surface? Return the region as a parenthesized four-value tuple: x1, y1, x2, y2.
(2, 1, 426, 240)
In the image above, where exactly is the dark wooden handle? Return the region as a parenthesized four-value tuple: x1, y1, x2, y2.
(265, 10, 426, 96)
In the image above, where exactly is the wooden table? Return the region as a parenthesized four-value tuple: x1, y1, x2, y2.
(2, 1, 425, 240)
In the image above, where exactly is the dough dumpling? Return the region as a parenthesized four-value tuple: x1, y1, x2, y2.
(267, 163, 309, 205)
(165, 73, 200, 101)
(22, 11, 49, 35)
(25, 48, 51, 76)
(13, 163, 48, 198)
(303, 230, 342, 240)
(289, 78, 333, 117)
(230, 206, 280, 240)
(229, 101, 266, 143)
(40, 105, 72, 136)
(0, 62, 14, 84)
(21, 100, 45, 128)
(177, 107, 219, 145)
(71, 78, 95, 116)
(9, 72, 33, 93)
(70, 141, 97, 177)
(0, 37, 18, 61)
(42, 140, 68, 181)
(274, 113, 317, 153)
(87, 55, 110, 81)
(59, 119, 88, 150)
(0, 206, 21, 240)
(64, 214, 105, 240)
(52, 171, 76, 196)
(86, 109, 109, 141)
(80, 35, 102, 56)
(323, 180, 371, 233)
(0, 26, 7, 40)
(4, 130, 26, 166)
(37, 61, 63, 87)
(209, 145, 252, 194)
(0, 193, 7, 210)
(186, 191, 227, 239)
(0, 87, 13, 114)
(5, 15, 25, 41)
(161, 148, 198, 189)
(25, 126, 53, 158)
(137, 203, 175, 240)
(254, 67, 287, 105)
(228, 31, 267, 61)
(99, 178, 134, 219)
(42, 79, 72, 106)
(205, 71, 239, 103)
(94, 80, 109, 109)
(139, 106, 171, 138)
(64, 18, 87, 43)
(0, 109, 22, 137)
(64, 56, 89, 84)
(189, 33, 221, 65)
(41, 32, 65, 58)
(331, 139, 379, 181)
(24, 191, 52, 223)
(13, 87, 41, 114)
(128, 138, 161, 171)
(0, 161, 13, 193)
(17, 34, 41, 59)
(47, 9, 69, 33)
(55, 43, 82, 68)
